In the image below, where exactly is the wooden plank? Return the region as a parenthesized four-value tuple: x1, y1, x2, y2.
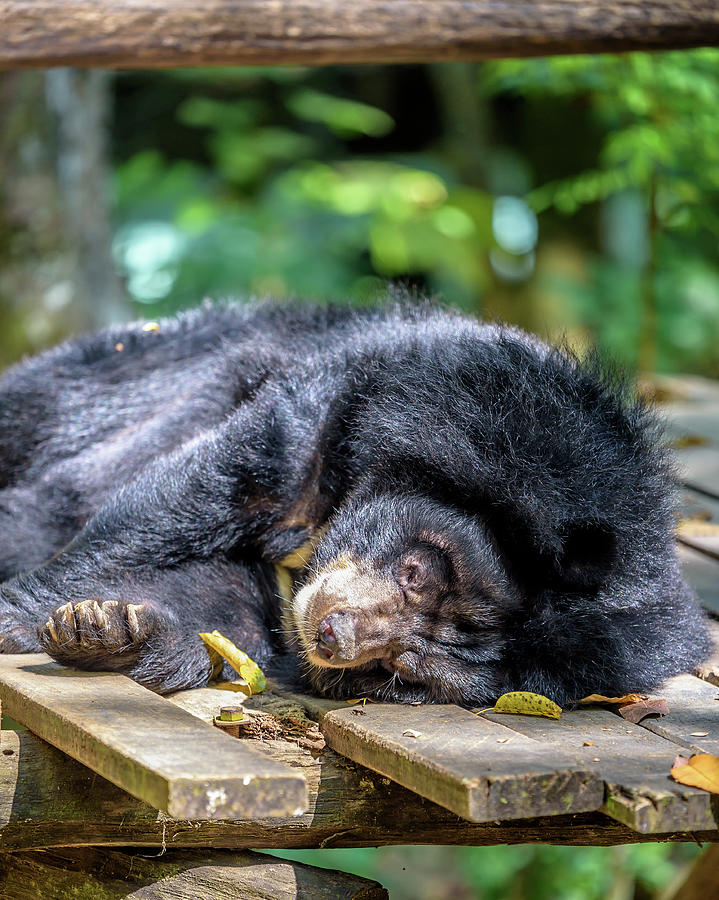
(1, 0, 718, 70)
(2, 718, 717, 850)
(676, 448, 719, 502)
(679, 544, 719, 616)
(0, 847, 389, 900)
(0, 654, 306, 820)
(695, 621, 719, 687)
(277, 695, 604, 823)
(679, 489, 719, 563)
(638, 674, 719, 755)
(656, 374, 719, 500)
(480, 707, 719, 834)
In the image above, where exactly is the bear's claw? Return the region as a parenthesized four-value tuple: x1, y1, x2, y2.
(38, 598, 161, 668)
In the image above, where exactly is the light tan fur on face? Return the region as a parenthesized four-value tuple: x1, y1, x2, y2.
(288, 558, 401, 669)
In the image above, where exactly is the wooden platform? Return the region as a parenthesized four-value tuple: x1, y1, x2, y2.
(1, 375, 719, 896)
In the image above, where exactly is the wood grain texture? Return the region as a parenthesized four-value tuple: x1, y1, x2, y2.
(298, 701, 603, 822)
(482, 703, 719, 834)
(1, 725, 718, 850)
(1, 1, 718, 70)
(657, 374, 719, 501)
(679, 545, 719, 616)
(678, 490, 719, 567)
(0, 847, 389, 900)
(0, 654, 306, 820)
(638, 674, 719, 755)
(694, 621, 719, 687)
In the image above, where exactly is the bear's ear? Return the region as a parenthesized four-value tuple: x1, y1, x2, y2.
(556, 520, 617, 589)
(395, 543, 451, 597)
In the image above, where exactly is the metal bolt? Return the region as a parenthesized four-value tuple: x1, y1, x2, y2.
(219, 706, 244, 722)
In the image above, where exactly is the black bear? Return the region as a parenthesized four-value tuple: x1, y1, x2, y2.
(0, 297, 710, 705)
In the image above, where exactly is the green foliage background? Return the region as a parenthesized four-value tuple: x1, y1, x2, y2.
(111, 50, 719, 376)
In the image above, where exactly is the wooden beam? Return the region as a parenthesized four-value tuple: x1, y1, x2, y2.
(0, 847, 389, 900)
(0, 654, 307, 820)
(481, 703, 719, 834)
(1, 725, 718, 850)
(267, 687, 604, 823)
(0, 1, 718, 71)
(636, 673, 719, 755)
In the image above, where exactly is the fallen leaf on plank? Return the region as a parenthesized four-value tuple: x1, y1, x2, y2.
(580, 693, 647, 706)
(402, 729, 422, 738)
(492, 692, 561, 719)
(198, 630, 266, 696)
(617, 698, 669, 723)
(671, 754, 719, 794)
(691, 732, 709, 737)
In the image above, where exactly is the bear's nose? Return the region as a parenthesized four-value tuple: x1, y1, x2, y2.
(316, 617, 337, 659)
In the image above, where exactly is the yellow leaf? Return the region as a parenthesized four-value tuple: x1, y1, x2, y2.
(199, 630, 266, 696)
(492, 691, 561, 719)
(670, 754, 719, 794)
(580, 693, 647, 706)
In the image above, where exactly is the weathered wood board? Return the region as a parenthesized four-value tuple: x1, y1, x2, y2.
(0, 846, 389, 900)
(679, 545, 719, 616)
(638, 674, 719, 755)
(1, 0, 718, 70)
(481, 703, 718, 834)
(2, 715, 717, 851)
(679, 489, 719, 564)
(657, 375, 719, 501)
(271, 690, 604, 823)
(0, 654, 307, 820)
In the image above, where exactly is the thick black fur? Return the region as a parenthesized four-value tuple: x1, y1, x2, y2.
(0, 296, 710, 703)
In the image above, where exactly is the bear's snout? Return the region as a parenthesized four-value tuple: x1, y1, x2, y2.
(292, 559, 402, 668)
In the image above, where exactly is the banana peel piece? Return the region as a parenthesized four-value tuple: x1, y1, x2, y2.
(199, 630, 267, 696)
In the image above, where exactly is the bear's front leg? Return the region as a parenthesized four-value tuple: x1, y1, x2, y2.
(15, 557, 279, 693)
(37, 597, 216, 693)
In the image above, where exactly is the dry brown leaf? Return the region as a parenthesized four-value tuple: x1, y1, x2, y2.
(580, 693, 647, 706)
(618, 698, 669, 723)
(670, 753, 719, 794)
(492, 691, 561, 719)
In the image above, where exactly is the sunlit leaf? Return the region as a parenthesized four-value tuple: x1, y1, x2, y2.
(492, 692, 562, 719)
(580, 693, 648, 705)
(199, 630, 266, 695)
(670, 754, 719, 794)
